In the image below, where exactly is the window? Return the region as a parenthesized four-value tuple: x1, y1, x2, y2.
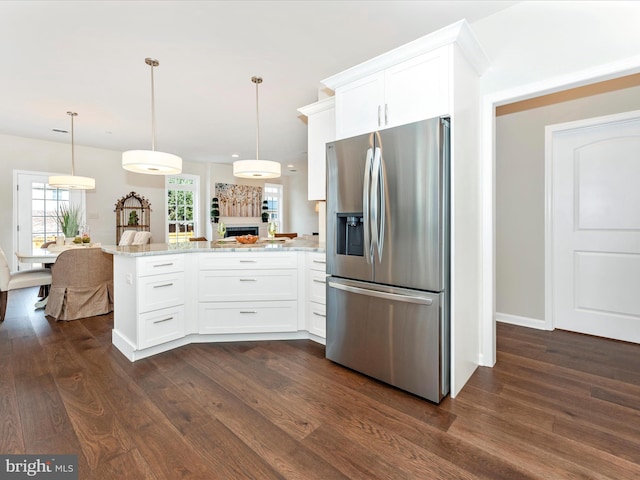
(15, 171, 85, 270)
(263, 183, 283, 231)
(166, 174, 199, 244)
(31, 183, 70, 247)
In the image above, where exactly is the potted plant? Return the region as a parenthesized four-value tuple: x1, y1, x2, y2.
(261, 200, 269, 222)
(211, 197, 220, 223)
(56, 204, 81, 240)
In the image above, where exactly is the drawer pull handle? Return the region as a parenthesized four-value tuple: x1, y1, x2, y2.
(240, 310, 257, 314)
(240, 278, 257, 282)
(313, 312, 326, 318)
(153, 262, 174, 267)
(153, 316, 173, 324)
(239, 260, 257, 263)
(153, 283, 174, 288)
(312, 259, 326, 264)
(313, 279, 326, 284)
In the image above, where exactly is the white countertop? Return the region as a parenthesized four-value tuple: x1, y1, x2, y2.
(101, 237, 325, 257)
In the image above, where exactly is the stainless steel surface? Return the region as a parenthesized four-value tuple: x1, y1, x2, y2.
(327, 117, 449, 292)
(328, 279, 433, 305)
(325, 116, 451, 403)
(326, 277, 445, 402)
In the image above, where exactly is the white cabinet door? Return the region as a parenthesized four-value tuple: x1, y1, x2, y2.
(335, 48, 450, 140)
(335, 71, 384, 139)
(139, 305, 185, 349)
(384, 48, 450, 128)
(199, 301, 298, 334)
(307, 302, 326, 338)
(307, 104, 335, 201)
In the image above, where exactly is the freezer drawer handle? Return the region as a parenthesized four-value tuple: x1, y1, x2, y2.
(328, 281, 433, 305)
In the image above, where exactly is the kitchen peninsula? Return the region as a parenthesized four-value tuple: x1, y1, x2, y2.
(102, 238, 326, 361)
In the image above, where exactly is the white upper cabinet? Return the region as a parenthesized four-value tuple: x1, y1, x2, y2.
(334, 47, 449, 139)
(298, 97, 335, 201)
(322, 20, 488, 140)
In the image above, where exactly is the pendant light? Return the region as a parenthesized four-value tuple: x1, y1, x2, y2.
(122, 58, 182, 175)
(49, 112, 96, 190)
(233, 76, 281, 179)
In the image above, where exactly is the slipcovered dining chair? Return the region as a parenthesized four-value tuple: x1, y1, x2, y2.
(45, 247, 114, 321)
(0, 247, 52, 322)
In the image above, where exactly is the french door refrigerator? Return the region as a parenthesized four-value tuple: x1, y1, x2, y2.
(326, 116, 450, 403)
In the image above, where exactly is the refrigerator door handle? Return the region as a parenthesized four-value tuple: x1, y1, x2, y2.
(328, 280, 434, 306)
(376, 148, 386, 262)
(363, 147, 374, 264)
(370, 146, 381, 262)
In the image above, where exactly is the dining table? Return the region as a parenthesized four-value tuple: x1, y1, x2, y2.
(15, 248, 59, 265)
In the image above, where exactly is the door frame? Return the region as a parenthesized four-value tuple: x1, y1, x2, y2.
(480, 55, 640, 367)
(544, 109, 640, 332)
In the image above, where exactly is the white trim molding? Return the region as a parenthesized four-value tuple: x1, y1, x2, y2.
(496, 312, 549, 331)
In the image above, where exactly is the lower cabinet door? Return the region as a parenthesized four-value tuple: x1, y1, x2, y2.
(307, 301, 326, 338)
(199, 301, 297, 334)
(139, 305, 185, 349)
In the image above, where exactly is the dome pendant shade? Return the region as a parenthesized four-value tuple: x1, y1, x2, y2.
(233, 75, 281, 179)
(122, 57, 182, 175)
(122, 150, 182, 175)
(233, 160, 281, 178)
(48, 111, 96, 190)
(48, 175, 95, 189)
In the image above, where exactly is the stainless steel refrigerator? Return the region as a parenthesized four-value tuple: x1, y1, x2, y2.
(326, 116, 450, 403)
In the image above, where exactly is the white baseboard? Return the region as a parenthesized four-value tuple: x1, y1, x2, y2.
(496, 312, 550, 330)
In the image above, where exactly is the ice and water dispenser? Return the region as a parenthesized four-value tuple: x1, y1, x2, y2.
(336, 213, 364, 256)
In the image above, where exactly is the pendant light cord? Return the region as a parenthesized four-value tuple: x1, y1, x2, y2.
(146, 58, 160, 152)
(68, 111, 77, 176)
(252, 76, 263, 160)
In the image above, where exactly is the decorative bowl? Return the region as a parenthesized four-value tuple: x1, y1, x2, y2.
(236, 235, 259, 244)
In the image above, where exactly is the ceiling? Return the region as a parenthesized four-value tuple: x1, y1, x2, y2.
(0, 1, 517, 174)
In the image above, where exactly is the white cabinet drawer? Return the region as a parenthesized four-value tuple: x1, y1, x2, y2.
(199, 270, 297, 302)
(137, 254, 184, 277)
(139, 273, 185, 313)
(307, 302, 326, 338)
(199, 301, 298, 334)
(139, 305, 185, 349)
(309, 253, 326, 272)
(199, 252, 297, 270)
(309, 270, 327, 305)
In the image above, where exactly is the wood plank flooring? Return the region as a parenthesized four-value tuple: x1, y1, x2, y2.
(2, 287, 640, 479)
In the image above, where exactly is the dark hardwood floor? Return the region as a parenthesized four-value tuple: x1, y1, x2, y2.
(2, 287, 640, 479)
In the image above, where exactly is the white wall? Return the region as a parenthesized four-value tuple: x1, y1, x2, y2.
(0, 133, 316, 257)
(473, 1, 640, 97)
(207, 162, 317, 237)
(496, 85, 640, 322)
(281, 162, 318, 236)
(0, 133, 206, 256)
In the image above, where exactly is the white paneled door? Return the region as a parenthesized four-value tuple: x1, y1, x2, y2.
(547, 111, 640, 344)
